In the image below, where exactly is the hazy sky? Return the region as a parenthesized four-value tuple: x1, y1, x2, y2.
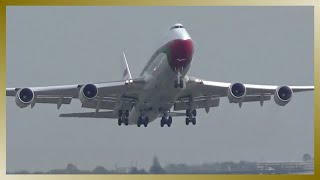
(6, 6, 314, 172)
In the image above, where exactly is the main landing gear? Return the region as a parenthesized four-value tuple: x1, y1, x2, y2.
(161, 116, 172, 127)
(118, 110, 129, 126)
(137, 115, 149, 127)
(185, 109, 197, 125)
(137, 116, 149, 127)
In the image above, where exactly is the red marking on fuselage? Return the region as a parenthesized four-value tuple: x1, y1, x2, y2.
(168, 39, 194, 71)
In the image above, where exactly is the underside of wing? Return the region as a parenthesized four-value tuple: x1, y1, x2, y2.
(177, 76, 314, 112)
(6, 77, 145, 110)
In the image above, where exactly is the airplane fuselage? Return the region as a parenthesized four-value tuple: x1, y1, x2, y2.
(127, 24, 194, 125)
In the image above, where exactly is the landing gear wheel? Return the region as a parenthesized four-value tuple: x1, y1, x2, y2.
(118, 118, 122, 126)
(124, 118, 129, 126)
(192, 117, 196, 125)
(186, 109, 190, 117)
(192, 109, 197, 117)
(144, 117, 149, 127)
(168, 116, 172, 127)
(161, 117, 165, 127)
(179, 80, 183, 88)
(137, 116, 143, 127)
(174, 80, 178, 88)
(186, 118, 190, 125)
(118, 110, 123, 117)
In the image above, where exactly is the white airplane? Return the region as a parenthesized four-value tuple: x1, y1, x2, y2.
(6, 23, 314, 127)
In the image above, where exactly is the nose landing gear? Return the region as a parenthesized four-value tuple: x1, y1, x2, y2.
(174, 80, 184, 88)
(174, 71, 184, 88)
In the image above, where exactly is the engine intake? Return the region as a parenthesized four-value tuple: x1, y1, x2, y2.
(274, 86, 293, 106)
(15, 88, 34, 108)
(79, 84, 98, 103)
(228, 82, 246, 103)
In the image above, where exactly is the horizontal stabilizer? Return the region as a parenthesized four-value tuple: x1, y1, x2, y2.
(59, 111, 117, 119)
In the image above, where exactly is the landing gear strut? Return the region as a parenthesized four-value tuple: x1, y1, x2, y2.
(174, 80, 183, 88)
(185, 109, 197, 125)
(118, 110, 129, 126)
(174, 71, 183, 88)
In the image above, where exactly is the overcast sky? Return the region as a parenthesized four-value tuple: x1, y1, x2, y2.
(6, 6, 314, 172)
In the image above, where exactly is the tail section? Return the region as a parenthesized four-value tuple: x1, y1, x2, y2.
(121, 52, 132, 80)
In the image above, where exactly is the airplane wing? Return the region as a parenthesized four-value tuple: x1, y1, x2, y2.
(6, 77, 145, 111)
(176, 77, 314, 112)
(59, 111, 117, 118)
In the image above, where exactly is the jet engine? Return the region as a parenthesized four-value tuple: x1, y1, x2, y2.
(274, 86, 293, 106)
(79, 84, 98, 104)
(15, 88, 34, 108)
(228, 82, 246, 103)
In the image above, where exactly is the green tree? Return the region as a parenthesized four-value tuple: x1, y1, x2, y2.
(303, 153, 312, 161)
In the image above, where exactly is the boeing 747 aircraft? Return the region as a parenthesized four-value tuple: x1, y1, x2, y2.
(6, 23, 314, 127)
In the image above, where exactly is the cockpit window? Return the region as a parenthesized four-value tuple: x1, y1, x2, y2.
(170, 25, 184, 30)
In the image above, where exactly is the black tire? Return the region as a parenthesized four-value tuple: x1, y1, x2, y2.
(160, 117, 165, 127)
(185, 118, 190, 125)
(124, 118, 129, 126)
(192, 109, 197, 117)
(192, 117, 196, 125)
(186, 109, 190, 117)
(118, 118, 122, 126)
(125, 110, 129, 117)
(137, 116, 142, 127)
(118, 110, 123, 117)
(144, 117, 149, 127)
(168, 116, 172, 124)
(174, 80, 178, 88)
(179, 80, 183, 88)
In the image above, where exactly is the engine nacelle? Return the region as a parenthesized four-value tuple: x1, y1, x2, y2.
(15, 88, 34, 108)
(228, 82, 246, 103)
(274, 86, 293, 106)
(79, 84, 98, 104)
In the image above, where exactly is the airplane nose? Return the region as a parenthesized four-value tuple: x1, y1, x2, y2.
(168, 39, 194, 70)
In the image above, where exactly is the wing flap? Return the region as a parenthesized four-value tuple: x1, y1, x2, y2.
(174, 97, 220, 111)
(241, 95, 271, 103)
(59, 111, 117, 119)
(35, 96, 72, 104)
(81, 97, 135, 110)
(82, 100, 116, 110)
